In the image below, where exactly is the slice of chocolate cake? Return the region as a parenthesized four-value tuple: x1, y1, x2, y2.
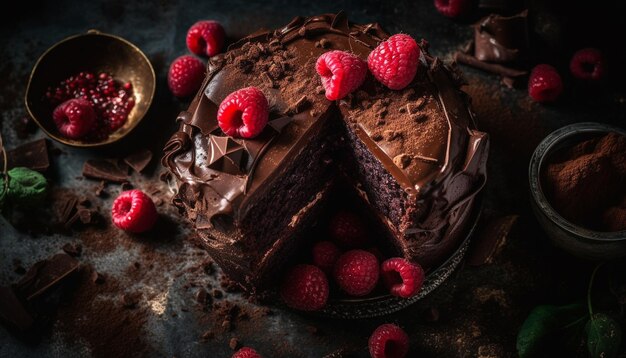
(162, 12, 489, 292)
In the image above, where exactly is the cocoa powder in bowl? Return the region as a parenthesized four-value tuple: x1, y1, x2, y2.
(542, 132, 626, 232)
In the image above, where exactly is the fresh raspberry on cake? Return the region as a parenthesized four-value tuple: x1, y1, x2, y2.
(168, 55, 205, 98)
(232, 347, 261, 358)
(569, 48, 607, 81)
(312, 241, 341, 273)
(316, 50, 367, 100)
(52, 98, 96, 139)
(369, 323, 410, 358)
(434, 0, 473, 18)
(329, 210, 369, 249)
(368, 34, 420, 90)
(186, 20, 225, 57)
(381, 258, 424, 298)
(528, 64, 563, 103)
(111, 190, 158, 233)
(217, 87, 269, 138)
(280, 264, 329, 311)
(333, 249, 379, 296)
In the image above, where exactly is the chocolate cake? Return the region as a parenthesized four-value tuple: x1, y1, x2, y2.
(162, 12, 489, 292)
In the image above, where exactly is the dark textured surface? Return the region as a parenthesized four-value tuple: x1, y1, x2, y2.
(1, 1, 626, 357)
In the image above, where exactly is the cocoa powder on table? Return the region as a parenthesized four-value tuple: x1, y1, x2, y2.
(543, 132, 626, 231)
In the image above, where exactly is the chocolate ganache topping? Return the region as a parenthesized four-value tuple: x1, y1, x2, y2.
(164, 12, 485, 228)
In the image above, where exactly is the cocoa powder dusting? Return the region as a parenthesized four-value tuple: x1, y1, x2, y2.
(543, 132, 626, 231)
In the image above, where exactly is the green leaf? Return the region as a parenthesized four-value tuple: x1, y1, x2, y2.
(517, 304, 586, 358)
(586, 313, 622, 358)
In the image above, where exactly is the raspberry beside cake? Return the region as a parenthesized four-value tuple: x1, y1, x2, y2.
(162, 12, 489, 292)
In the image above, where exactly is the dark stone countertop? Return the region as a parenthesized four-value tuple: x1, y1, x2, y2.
(1, 1, 625, 357)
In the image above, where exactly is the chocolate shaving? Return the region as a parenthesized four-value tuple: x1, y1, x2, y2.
(454, 51, 527, 78)
(414, 154, 439, 164)
(82, 159, 129, 183)
(124, 149, 153, 173)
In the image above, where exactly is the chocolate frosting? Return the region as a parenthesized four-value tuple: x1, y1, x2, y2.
(162, 12, 489, 286)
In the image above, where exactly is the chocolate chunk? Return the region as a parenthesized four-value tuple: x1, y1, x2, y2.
(222, 319, 232, 331)
(467, 215, 519, 266)
(228, 337, 239, 350)
(213, 289, 223, 298)
(62, 242, 82, 257)
(5, 139, 49, 172)
(94, 181, 107, 197)
(90, 271, 106, 284)
(384, 130, 401, 141)
(201, 330, 215, 340)
(196, 289, 209, 305)
(287, 95, 311, 114)
(82, 159, 129, 183)
(123, 149, 153, 173)
(120, 292, 141, 308)
(14, 253, 80, 301)
(474, 10, 529, 64)
(0, 286, 34, 332)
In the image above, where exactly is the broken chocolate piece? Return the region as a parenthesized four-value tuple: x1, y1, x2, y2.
(467, 215, 519, 266)
(474, 10, 529, 64)
(4, 139, 49, 172)
(0, 286, 34, 332)
(62, 242, 83, 257)
(228, 337, 239, 350)
(454, 52, 527, 78)
(90, 271, 106, 284)
(14, 253, 80, 301)
(82, 159, 129, 183)
(123, 149, 153, 173)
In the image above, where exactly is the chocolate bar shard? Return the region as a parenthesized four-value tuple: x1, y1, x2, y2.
(467, 215, 519, 266)
(0, 286, 34, 332)
(15, 253, 80, 301)
(124, 149, 153, 173)
(82, 159, 129, 183)
(4, 138, 50, 172)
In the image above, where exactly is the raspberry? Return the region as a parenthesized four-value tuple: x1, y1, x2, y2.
(280, 264, 329, 311)
(232, 347, 261, 358)
(528, 64, 563, 103)
(381, 258, 425, 298)
(569, 48, 607, 81)
(434, 0, 473, 18)
(328, 210, 368, 249)
(217, 87, 269, 138)
(333, 250, 379, 297)
(316, 50, 367, 100)
(312, 241, 341, 273)
(368, 34, 421, 90)
(52, 98, 96, 139)
(167, 55, 205, 98)
(111, 190, 158, 233)
(186, 20, 225, 57)
(368, 323, 410, 358)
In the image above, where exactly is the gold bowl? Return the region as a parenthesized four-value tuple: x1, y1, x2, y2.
(25, 30, 155, 147)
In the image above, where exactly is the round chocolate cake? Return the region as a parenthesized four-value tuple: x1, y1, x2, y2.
(162, 12, 489, 292)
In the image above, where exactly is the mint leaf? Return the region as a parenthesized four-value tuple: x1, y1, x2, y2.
(586, 313, 622, 358)
(517, 304, 586, 358)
